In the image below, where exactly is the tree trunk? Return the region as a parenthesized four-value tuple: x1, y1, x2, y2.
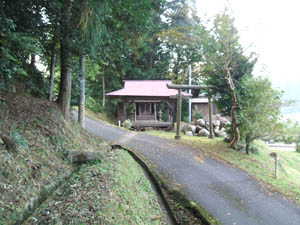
(30, 54, 36, 67)
(245, 135, 250, 155)
(175, 89, 182, 140)
(48, 41, 56, 101)
(296, 143, 300, 153)
(245, 143, 250, 155)
(226, 71, 240, 148)
(78, 55, 86, 127)
(147, 52, 153, 70)
(58, 0, 72, 120)
(102, 73, 105, 107)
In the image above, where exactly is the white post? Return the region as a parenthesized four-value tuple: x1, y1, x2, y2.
(188, 64, 192, 123)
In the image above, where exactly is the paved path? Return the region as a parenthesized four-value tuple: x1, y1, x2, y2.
(81, 115, 300, 225)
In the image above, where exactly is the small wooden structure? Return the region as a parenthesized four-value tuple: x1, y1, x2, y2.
(106, 80, 191, 128)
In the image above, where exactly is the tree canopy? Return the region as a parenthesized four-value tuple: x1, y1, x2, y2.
(238, 76, 284, 154)
(0, 1, 287, 152)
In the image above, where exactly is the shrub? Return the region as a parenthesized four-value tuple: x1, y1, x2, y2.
(183, 116, 189, 123)
(122, 119, 132, 129)
(192, 109, 204, 121)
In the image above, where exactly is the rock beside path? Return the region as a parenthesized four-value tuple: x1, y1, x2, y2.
(197, 129, 209, 137)
(185, 131, 193, 136)
(67, 143, 110, 163)
(183, 114, 230, 138)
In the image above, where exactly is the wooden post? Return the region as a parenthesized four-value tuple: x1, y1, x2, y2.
(275, 154, 279, 179)
(270, 152, 280, 179)
(175, 89, 182, 140)
(208, 97, 214, 139)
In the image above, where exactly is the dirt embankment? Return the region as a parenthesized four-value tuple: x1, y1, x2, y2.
(0, 91, 167, 225)
(0, 91, 103, 224)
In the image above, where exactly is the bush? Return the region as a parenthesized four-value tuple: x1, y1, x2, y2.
(249, 144, 259, 154)
(192, 109, 204, 121)
(296, 137, 300, 153)
(183, 116, 189, 123)
(282, 119, 300, 152)
(122, 119, 132, 129)
(86, 96, 104, 112)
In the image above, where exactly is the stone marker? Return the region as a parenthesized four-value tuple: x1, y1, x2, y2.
(68, 150, 104, 163)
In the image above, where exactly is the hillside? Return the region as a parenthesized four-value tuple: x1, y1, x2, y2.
(0, 91, 167, 224)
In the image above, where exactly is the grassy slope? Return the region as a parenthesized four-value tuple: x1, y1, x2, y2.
(0, 91, 166, 224)
(146, 130, 300, 205)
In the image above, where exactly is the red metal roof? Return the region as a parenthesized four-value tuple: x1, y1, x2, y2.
(106, 80, 191, 97)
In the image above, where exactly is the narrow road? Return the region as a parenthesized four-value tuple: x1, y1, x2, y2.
(80, 114, 300, 225)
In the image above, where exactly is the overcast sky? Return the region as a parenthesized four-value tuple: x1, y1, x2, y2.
(195, 0, 300, 99)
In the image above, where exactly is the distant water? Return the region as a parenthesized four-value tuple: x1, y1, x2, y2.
(282, 113, 300, 122)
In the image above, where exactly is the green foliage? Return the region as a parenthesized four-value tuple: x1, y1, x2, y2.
(192, 109, 204, 120)
(0, 1, 50, 96)
(10, 128, 28, 149)
(238, 76, 284, 153)
(181, 99, 189, 122)
(1, 0, 203, 120)
(282, 120, 300, 152)
(158, 1, 203, 83)
(0, 19, 35, 88)
(85, 96, 104, 112)
(198, 12, 257, 116)
(122, 119, 132, 129)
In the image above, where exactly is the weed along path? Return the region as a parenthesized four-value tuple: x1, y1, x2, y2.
(82, 116, 300, 225)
